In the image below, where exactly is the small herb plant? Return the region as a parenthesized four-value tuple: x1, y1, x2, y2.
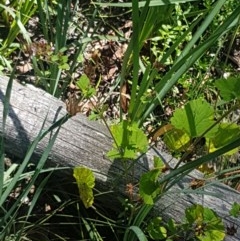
(70, 1, 240, 239)
(72, 62, 240, 241)
(2, 0, 240, 240)
(146, 204, 225, 241)
(0, 75, 71, 240)
(160, 77, 240, 168)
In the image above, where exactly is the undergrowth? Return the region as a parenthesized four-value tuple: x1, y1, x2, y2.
(0, 0, 240, 240)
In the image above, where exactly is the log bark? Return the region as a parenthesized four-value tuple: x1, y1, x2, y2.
(0, 77, 239, 240)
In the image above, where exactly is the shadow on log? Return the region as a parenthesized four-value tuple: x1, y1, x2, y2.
(0, 77, 240, 240)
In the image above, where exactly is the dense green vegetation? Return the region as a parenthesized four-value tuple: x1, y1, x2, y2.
(1, 0, 240, 240)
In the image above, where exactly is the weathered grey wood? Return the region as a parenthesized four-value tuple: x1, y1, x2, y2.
(0, 77, 239, 240)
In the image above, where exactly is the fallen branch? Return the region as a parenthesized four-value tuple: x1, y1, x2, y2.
(0, 77, 239, 240)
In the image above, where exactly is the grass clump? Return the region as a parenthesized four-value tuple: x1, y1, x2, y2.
(0, 0, 240, 240)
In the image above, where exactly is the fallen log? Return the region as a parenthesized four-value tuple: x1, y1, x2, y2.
(0, 77, 239, 240)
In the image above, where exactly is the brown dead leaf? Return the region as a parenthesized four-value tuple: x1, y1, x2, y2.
(17, 62, 32, 73)
(115, 43, 127, 59)
(124, 20, 132, 28)
(78, 99, 95, 116)
(152, 124, 174, 142)
(66, 93, 81, 116)
(107, 66, 118, 79)
(189, 178, 205, 189)
(120, 82, 130, 113)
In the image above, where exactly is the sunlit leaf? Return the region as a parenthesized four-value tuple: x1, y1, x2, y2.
(59, 63, 70, 70)
(107, 121, 148, 159)
(215, 77, 240, 101)
(164, 128, 190, 151)
(73, 166, 95, 208)
(153, 156, 165, 170)
(76, 74, 96, 98)
(208, 123, 240, 155)
(171, 99, 217, 138)
(51, 55, 59, 62)
(77, 74, 90, 90)
(61, 55, 68, 63)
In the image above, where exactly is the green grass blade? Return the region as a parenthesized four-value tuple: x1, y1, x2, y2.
(14, 141, 60, 239)
(0, 71, 15, 199)
(128, 0, 140, 116)
(0, 113, 69, 207)
(0, 114, 66, 236)
(15, 171, 53, 240)
(131, 67, 158, 122)
(160, 13, 203, 64)
(124, 225, 148, 241)
(94, 0, 199, 8)
(0, 2, 33, 50)
(49, 0, 71, 96)
(55, 0, 71, 51)
(161, 136, 240, 191)
(176, 0, 227, 64)
(0, 127, 44, 207)
(36, 0, 50, 42)
(81, 217, 104, 241)
(140, 4, 240, 124)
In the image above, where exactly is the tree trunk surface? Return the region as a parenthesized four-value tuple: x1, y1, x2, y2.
(0, 77, 239, 240)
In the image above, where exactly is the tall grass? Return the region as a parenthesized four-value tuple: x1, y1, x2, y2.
(0, 74, 71, 239)
(1, 0, 240, 239)
(0, 1, 35, 70)
(95, 0, 240, 240)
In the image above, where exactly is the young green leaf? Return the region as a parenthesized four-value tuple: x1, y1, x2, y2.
(153, 156, 165, 170)
(229, 202, 240, 218)
(139, 168, 161, 205)
(51, 54, 59, 62)
(139, 157, 164, 205)
(208, 123, 240, 155)
(185, 204, 225, 241)
(215, 77, 240, 101)
(167, 218, 177, 234)
(73, 166, 95, 208)
(107, 121, 148, 159)
(171, 99, 217, 138)
(59, 63, 70, 70)
(147, 217, 167, 240)
(77, 74, 90, 90)
(163, 128, 191, 152)
(76, 74, 96, 98)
